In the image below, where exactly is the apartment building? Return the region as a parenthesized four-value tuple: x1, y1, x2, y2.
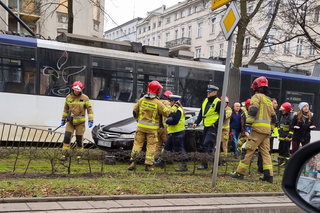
(0, 0, 105, 39)
(104, 17, 142, 42)
(135, 0, 320, 74)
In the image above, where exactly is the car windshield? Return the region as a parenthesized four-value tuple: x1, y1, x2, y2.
(297, 177, 315, 194)
(185, 115, 203, 127)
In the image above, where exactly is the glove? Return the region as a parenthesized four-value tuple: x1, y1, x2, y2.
(285, 137, 290, 142)
(88, 121, 93, 128)
(246, 126, 252, 135)
(61, 120, 66, 126)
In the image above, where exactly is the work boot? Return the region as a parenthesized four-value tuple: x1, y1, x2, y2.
(59, 155, 67, 161)
(280, 158, 288, 168)
(274, 157, 284, 166)
(259, 170, 273, 183)
(145, 165, 154, 171)
(127, 161, 136, 171)
(76, 156, 81, 164)
(154, 159, 165, 169)
(197, 163, 208, 170)
(229, 172, 244, 180)
(175, 162, 188, 172)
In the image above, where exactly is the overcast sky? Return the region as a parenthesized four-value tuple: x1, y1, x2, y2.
(104, 0, 182, 31)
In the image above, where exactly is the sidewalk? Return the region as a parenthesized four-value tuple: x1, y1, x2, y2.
(0, 192, 306, 213)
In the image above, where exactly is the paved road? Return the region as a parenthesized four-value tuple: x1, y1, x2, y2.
(0, 192, 306, 213)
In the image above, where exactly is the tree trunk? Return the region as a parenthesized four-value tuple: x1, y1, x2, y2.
(67, 0, 73, 33)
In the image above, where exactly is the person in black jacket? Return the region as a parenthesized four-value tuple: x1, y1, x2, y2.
(291, 102, 316, 156)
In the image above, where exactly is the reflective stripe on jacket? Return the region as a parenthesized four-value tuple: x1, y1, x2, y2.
(167, 107, 185, 134)
(247, 93, 275, 134)
(202, 97, 220, 127)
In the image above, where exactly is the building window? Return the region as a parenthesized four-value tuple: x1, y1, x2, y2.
(211, 18, 216, 34)
(314, 6, 320, 23)
(167, 17, 171, 24)
(181, 28, 185, 38)
(182, 10, 185, 18)
(296, 38, 303, 56)
(195, 6, 198, 12)
(153, 37, 156, 46)
(128, 28, 131, 34)
(264, 35, 274, 53)
(153, 22, 156, 29)
(209, 46, 214, 57)
(166, 32, 170, 42)
(195, 48, 201, 58)
(283, 37, 291, 55)
(158, 35, 161, 47)
(143, 27, 146, 33)
(197, 22, 203, 38)
(175, 30, 178, 40)
(267, 0, 276, 19)
(188, 7, 192, 15)
(147, 38, 150, 45)
(148, 25, 151, 31)
(138, 28, 141, 34)
(244, 37, 250, 56)
(248, 6, 253, 15)
(219, 43, 224, 57)
(158, 20, 162, 27)
(188, 26, 192, 38)
(309, 39, 316, 56)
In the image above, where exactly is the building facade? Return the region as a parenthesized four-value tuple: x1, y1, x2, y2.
(135, 0, 320, 74)
(104, 17, 142, 42)
(0, 0, 105, 39)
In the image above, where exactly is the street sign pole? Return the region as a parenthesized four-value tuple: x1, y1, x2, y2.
(211, 32, 234, 188)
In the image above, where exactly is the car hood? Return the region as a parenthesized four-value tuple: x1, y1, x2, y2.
(102, 117, 137, 134)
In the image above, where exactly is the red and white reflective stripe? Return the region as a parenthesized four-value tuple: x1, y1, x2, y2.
(72, 85, 82, 91)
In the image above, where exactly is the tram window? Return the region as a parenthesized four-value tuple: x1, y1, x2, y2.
(92, 57, 134, 102)
(178, 67, 214, 107)
(0, 44, 35, 60)
(0, 58, 36, 94)
(39, 49, 87, 97)
(286, 91, 314, 112)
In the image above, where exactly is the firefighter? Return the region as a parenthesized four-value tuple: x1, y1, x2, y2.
(156, 90, 173, 154)
(128, 81, 178, 171)
(192, 85, 223, 170)
(237, 99, 251, 159)
(155, 95, 188, 172)
(257, 98, 278, 173)
(60, 81, 94, 162)
(230, 76, 276, 183)
(276, 102, 294, 167)
(220, 96, 232, 164)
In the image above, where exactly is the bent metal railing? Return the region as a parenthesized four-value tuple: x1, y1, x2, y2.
(0, 122, 96, 149)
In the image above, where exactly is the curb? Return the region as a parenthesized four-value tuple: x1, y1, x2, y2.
(0, 192, 284, 203)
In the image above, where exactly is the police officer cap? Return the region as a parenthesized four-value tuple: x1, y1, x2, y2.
(169, 95, 181, 101)
(207, 85, 219, 91)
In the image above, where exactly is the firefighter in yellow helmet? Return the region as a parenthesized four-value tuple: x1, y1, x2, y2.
(230, 76, 276, 183)
(220, 96, 232, 165)
(128, 81, 179, 171)
(60, 81, 94, 162)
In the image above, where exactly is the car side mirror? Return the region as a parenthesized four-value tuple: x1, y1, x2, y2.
(282, 140, 320, 213)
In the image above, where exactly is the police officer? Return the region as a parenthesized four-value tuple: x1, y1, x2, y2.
(155, 95, 188, 172)
(230, 76, 276, 183)
(60, 81, 94, 162)
(192, 85, 223, 170)
(128, 81, 178, 171)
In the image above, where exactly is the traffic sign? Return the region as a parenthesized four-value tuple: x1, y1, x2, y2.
(211, 0, 233, 11)
(219, 1, 240, 40)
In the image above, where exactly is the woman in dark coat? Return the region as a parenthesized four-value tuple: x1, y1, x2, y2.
(291, 102, 316, 155)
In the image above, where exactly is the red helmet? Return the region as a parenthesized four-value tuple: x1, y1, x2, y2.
(163, 90, 173, 98)
(280, 102, 292, 113)
(245, 99, 251, 108)
(147, 80, 163, 95)
(72, 81, 83, 92)
(220, 96, 229, 103)
(252, 76, 268, 91)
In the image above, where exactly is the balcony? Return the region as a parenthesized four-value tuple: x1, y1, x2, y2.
(165, 37, 191, 51)
(9, 0, 41, 22)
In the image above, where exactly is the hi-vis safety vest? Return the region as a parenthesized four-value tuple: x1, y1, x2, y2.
(167, 108, 185, 134)
(202, 97, 220, 127)
(271, 127, 279, 138)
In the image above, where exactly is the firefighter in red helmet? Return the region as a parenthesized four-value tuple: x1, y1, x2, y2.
(156, 90, 173, 154)
(60, 81, 94, 162)
(277, 102, 294, 167)
(128, 81, 178, 171)
(220, 96, 232, 165)
(230, 76, 276, 183)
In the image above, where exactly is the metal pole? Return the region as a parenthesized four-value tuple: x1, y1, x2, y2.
(212, 33, 234, 188)
(0, 0, 35, 36)
(17, 0, 20, 33)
